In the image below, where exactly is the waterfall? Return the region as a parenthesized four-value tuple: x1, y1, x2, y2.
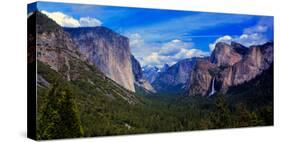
(208, 78, 216, 96)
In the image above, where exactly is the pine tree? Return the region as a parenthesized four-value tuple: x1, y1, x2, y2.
(211, 94, 231, 128)
(39, 81, 84, 140)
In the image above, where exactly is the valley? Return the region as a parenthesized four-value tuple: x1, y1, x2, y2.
(29, 11, 273, 140)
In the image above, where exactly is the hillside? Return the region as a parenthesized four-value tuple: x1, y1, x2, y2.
(30, 11, 139, 140)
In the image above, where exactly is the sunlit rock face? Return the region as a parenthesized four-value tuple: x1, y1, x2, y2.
(210, 42, 243, 67)
(65, 27, 135, 92)
(187, 42, 273, 96)
(31, 11, 82, 81)
(217, 42, 273, 93)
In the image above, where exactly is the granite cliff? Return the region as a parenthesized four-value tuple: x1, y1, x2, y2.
(187, 42, 273, 96)
(131, 55, 155, 93)
(64, 27, 135, 92)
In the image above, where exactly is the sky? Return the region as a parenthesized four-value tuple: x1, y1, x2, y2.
(28, 2, 274, 68)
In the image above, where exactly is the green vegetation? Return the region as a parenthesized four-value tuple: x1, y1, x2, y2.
(36, 60, 273, 140)
(38, 82, 84, 140)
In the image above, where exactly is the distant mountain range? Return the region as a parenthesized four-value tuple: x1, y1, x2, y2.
(142, 65, 160, 84)
(152, 57, 200, 94)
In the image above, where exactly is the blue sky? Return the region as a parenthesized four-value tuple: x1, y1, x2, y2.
(28, 1, 274, 67)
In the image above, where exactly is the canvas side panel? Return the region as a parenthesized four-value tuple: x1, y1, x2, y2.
(27, 2, 37, 140)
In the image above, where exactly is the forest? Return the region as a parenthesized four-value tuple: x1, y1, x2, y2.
(36, 61, 273, 140)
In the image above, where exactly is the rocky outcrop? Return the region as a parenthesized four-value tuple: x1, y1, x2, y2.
(217, 42, 273, 93)
(64, 27, 135, 92)
(131, 55, 143, 81)
(231, 42, 249, 55)
(135, 79, 156, 94)
(30, 11, 82, 81)
(187, 42, 273, 96)
(131, 55, 155, 93)
(152, 58, 199, 93)
(30, 11, 138, 104)
(186, 59, 216, 96)
(210, 42, 243, 67)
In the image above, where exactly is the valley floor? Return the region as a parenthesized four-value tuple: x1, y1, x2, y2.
(36, 61, 273, 140)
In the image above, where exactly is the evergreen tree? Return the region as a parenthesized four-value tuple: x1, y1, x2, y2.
(211, 94, 231, 128)
(39, 81, 84, 139)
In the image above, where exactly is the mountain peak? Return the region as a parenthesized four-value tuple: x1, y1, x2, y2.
(215, 42, 231, 49)
(160, 63, 170, 72)
(28, 11, 61, 33)
(231, 41, 246, 47)
(64, 26, 128, 42)
(143, 65, 159, 71)
(231, 41, 249, 55)
(142, 65, 159, 83)
(210, 41, 243, 66)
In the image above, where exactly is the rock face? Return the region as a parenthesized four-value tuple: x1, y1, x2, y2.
(210, 42, 243, 66)
(64, 27, 135, 92)
(217, 42, 273, 93)
(231, 42, 249, 55)
(30, 11, 82, 81)
(186, 59, 216, 96)
(187, 42, 273, 96)
(131, 55, 155, 93)
(152, 58, 199, 93)
(131, 55, 143, 81)
(30, 11, 138, 104)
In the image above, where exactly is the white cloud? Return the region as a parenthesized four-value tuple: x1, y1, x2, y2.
(244, 25, 268, 34)
(209, 20, 272, 51)
(41, 10, 80, 27)
(128, 33, 144, 48)
(127, 33, 156, 62)
(174, 48, 208, 60)
(159, 39, 193, 56)
(141, 39, 208, 67)
(79, 17, 102, 27)
(144, 52, 163, 66)
(234, 33, 268, 47)
(209, 35, 232, 51)
(235, 21, 270, 47)
(41, 10, 102, 27)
